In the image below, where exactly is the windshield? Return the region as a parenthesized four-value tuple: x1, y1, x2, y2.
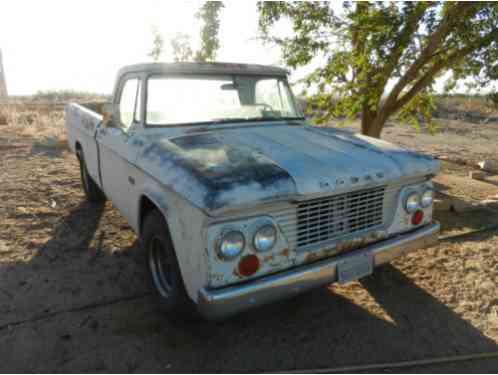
(146, 74, 303, 126)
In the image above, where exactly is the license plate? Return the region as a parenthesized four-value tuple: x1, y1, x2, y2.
(337, 253, 373, 284)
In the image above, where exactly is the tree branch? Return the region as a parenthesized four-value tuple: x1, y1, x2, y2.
(351, 2, 370, 84)
(380, 3, 431, 87)
(392, 27, 498, 112)
(382, 3, 477, 111)
(393, 61, 446, 112)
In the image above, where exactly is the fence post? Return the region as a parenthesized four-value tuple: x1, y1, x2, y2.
(0, 49, 8, 98)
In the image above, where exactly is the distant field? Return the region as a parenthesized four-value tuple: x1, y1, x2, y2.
(0, 92, 496, 151)
(435, 94, 498, 122)
(6, 90, 110, 103)
(0, 92, 108, 149)
(297, 94, 498, 124)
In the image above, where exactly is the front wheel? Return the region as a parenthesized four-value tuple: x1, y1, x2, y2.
(142, 210, 197, 319)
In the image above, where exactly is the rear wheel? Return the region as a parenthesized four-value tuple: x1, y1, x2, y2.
(142, 210, 197, 319)
(77, 149, 106, 203)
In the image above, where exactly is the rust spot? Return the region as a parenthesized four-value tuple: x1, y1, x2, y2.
(198, 290, 210, 305)
(280, 248, 290, 257)
(336, 240, 358, 254)
(304, 251, 325, 264)
(264, 254, 274, 262)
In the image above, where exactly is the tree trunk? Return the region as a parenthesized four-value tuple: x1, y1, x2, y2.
(361, 107, 386, 138)
(361, 106, 376, 136)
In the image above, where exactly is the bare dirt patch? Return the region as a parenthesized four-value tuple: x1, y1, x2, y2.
(0, 104, 497, 372)
(329, 116, 498, 169)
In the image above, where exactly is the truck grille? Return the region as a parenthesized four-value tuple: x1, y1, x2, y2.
(296, 186, 385, 248)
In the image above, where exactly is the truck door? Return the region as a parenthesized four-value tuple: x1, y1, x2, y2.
(96, 75, 142, 224)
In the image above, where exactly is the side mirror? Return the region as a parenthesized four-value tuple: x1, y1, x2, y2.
(101, 102, 117, 128)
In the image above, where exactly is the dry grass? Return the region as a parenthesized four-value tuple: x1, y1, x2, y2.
(31, 89, 108, 103)
(0, 92, 107, 150)
(0, 103, 66, 148)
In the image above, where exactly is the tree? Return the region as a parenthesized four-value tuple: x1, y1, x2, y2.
(148, 26, 164, 62)
(148, 1, 224, 63)
(170, 33, 194, 62)
(195, 1, 224, 62)
(258, 2, 498, 138)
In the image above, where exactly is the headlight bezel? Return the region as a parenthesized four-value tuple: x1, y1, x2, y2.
(253, 223, 278, 252)
(216, 230, 245, 260)
(420, 188, 434, 208)
(404, 191, 421, 213)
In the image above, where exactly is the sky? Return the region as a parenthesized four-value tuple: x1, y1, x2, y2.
(0, 0, 287, 95)
(0, 1, 489, 96)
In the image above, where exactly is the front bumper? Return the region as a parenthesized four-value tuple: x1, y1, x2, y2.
(198, 222, 440, 320)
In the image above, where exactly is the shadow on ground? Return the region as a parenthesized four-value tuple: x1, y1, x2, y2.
(0, 198, 496, 372)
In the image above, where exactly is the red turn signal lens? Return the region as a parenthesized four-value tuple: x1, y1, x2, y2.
(412, 210, 424, 225)
(238, 254, 260, 277)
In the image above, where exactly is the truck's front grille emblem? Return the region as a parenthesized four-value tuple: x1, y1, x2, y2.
(295, 186, 385, 248)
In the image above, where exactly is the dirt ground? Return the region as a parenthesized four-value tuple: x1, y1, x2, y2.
(0, 106, 497, 372)
(332, 116, 498, 168)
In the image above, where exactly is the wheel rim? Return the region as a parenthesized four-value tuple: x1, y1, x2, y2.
(148, 236, 174, 298)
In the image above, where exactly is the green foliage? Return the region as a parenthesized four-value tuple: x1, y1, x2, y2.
(170, 33, 194, 62)
(396, 90, 438, 134)
(258, 2, 498, 137)
(148, 26, 165, 62)
(487, 92, 498, 107)
(149, 1, 224, 63)
(195, 1, 224, 62)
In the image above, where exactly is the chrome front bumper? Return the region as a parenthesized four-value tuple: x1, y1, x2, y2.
(198, 222, 440, 320)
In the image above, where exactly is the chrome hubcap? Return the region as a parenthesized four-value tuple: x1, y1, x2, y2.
(148, 237, 173, 298)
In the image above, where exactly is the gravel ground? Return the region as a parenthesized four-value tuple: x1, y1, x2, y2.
(330, 117, 498, 167)
(0, 111, 497, 372)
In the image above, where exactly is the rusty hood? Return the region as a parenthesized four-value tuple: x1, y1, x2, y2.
(137, 123, 439, 213)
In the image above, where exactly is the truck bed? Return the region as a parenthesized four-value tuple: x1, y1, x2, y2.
(64, 102, 105, 188)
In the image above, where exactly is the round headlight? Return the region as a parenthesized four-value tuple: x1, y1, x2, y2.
(253, 224, 277, 252)
(405, 192, 420, 213)
(421, 189, 434, 208)
(217, 231, 245, 260)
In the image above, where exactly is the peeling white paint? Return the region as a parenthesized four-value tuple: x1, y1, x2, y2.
(65, 62, 440, 310)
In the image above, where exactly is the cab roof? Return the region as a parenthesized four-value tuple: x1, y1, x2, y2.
(118, 62, 289, 78)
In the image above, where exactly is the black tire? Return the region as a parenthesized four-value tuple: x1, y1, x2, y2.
(77, 149, 106, 203)
(142, 209, 197, 319)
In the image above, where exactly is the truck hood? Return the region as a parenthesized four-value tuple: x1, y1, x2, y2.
(137, 123, 439, 213)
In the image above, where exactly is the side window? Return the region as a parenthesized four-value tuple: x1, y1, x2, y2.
(255, 79, 281, 110)
(254, 78, 295, 117)
(118, 78, 141, 131)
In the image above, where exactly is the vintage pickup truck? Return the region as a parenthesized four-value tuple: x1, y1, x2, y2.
(65, 62, 440, 319)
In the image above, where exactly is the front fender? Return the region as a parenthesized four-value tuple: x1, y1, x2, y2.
(137, 190, 171, 238)
(137, 183, 209, 303)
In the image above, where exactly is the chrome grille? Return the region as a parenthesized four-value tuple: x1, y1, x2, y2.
(295, 186, 385, 248)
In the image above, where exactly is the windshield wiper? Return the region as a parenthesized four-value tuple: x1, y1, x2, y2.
(210, 118, 259, 124)
(273, 116, 306, 121)
(210, 116, 305, 124)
